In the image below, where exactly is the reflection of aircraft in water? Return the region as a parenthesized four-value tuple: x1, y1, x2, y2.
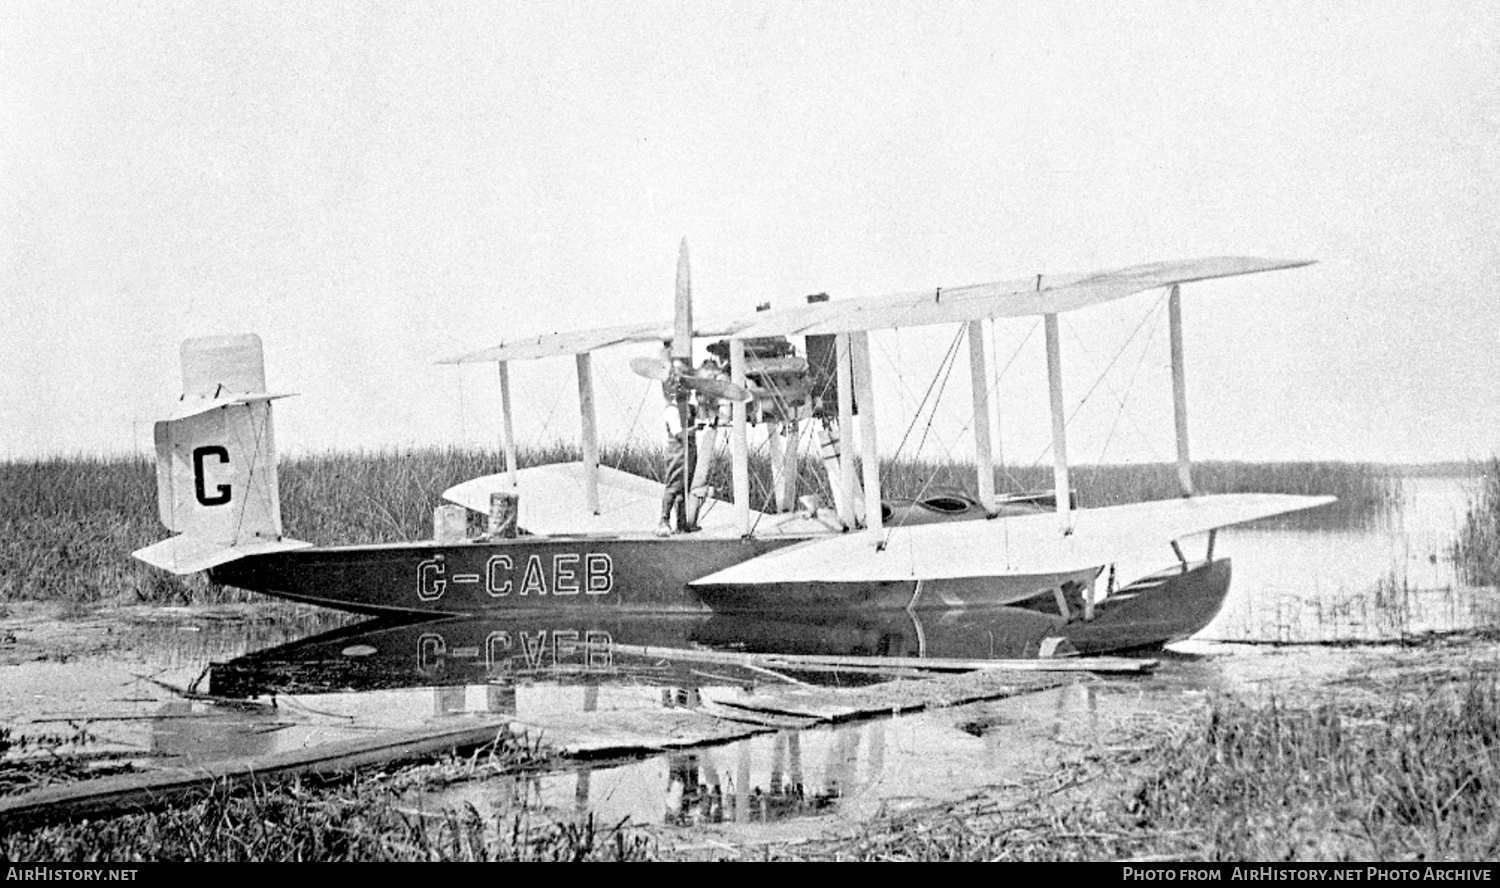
(134, 247, 1330, 632)
(207, 612, 721, 697)
(663, 735, 840, 826)
(208, 561, 1224, 698)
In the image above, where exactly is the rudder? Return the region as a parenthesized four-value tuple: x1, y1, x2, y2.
(134, 334, 309, 574)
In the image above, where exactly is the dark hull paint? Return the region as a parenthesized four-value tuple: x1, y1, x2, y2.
(206, 559, 1232, 697)
(209, 535, 806, 617)
(695, 559, 1232, 658)
(1054, 557, 1233, 654)
(208, 532, 1100, 617)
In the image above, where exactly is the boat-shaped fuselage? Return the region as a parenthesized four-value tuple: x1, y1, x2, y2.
(208, 530, 1100, 618)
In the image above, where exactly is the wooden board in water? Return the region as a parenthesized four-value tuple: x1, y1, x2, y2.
(706, 669, 1077, 723)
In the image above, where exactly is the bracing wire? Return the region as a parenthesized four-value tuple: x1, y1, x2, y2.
(889, 324, 968, 466)
(1090, 297, 1170, 469)
(594, 360, 658, 476)
(534, 366, 568, 443)
(1025, 292, 1171, 469)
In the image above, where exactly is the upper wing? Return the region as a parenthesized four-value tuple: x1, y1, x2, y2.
(437, 257, 1312, 364)
(727, 257, 1314, 339)
(439, 318, 754, 365)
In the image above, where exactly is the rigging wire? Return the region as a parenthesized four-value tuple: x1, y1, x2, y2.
(594, 359, 658, 476)
(534, 364, 568, 444)
(1090, 297, 1170, 470)
(1025, 292, 1171, 469)
(909, 328, 967, 469)
(1065, 294, 1171, 466)
(859, 324, 968, 546)
(865, 327, 972, 509)
(888, 324, 969, 466)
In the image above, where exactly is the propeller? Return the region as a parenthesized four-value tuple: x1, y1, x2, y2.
(628, 240, 753, 403)
(630, 356, 753, 403)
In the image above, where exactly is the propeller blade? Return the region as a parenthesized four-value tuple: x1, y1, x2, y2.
(681, 373, 753, 403)
(629, 355, 671, 382)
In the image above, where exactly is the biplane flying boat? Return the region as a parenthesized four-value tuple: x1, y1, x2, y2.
(133, 242, 1331, 653)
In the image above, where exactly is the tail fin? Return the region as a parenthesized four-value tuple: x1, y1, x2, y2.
(133, 335, 310, 575)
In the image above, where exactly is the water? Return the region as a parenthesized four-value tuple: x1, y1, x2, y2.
(1203, 476, 1498, 642)
(3, 473, 1494, 835)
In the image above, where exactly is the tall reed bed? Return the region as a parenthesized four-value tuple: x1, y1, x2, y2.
(0, 456, 190, 604)
(1, 448, 1394, 605)
(1452, 458, 1500, 585)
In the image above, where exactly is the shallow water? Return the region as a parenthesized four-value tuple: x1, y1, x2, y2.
(3, 473, 1494, 837)
(1203, 476, 1498, 642)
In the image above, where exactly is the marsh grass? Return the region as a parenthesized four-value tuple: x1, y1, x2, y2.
(0, 727, 655, 862)
(1124, 672, 1500, 860)
(1452, 458, 1500, 585)
(748, 670, 1500, 862)
(2, 447, 1394, 606)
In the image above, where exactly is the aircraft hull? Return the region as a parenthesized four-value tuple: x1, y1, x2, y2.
(208, 525, 1226, 635)
(209, 534, 806, 617)
(205, 559, 1232, 697)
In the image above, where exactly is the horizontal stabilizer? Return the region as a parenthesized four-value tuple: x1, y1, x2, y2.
(692, 493, 1334, 586)
(443, 462, 773, 537)
(163, 391, 297, 422)
(133, 534, 311, 576)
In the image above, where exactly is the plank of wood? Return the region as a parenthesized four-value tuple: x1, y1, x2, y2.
(758, 653, 1158, 674)
(505, 708, 768, 757)
(0, 718, 517, 831)
(694, 700, 822, 730)
(710, 669, 1075, 723)
(612, 642, 1156, 675)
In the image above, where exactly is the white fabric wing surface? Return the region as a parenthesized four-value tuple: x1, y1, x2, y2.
(691, 493, 1334, 585)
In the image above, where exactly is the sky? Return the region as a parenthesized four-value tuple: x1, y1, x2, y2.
(3, 1, 1497, 468)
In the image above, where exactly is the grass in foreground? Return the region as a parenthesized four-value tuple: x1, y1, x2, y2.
(1, 730, 653, 862)
(749, 667, 1500, 862)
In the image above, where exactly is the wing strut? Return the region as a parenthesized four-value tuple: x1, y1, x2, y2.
(1168, 284, 1194, 497)
(575, 353, 600, 514)
(852, 331, 884, 539)
(834, 333, 860, 529)
(497, 361, 518, 487)
(1044, 313, 1073, 533)
(967, 319, 998, 514)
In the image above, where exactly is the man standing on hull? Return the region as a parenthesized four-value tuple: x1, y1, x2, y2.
(656, 366, 698, 537)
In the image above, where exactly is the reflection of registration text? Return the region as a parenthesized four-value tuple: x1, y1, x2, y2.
(417, 629, 614, 674)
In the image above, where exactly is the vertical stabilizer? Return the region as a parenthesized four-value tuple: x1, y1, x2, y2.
(154, 400, 284, 545)
(180, 334, 268, 398)
(134, 335, 308, 575)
